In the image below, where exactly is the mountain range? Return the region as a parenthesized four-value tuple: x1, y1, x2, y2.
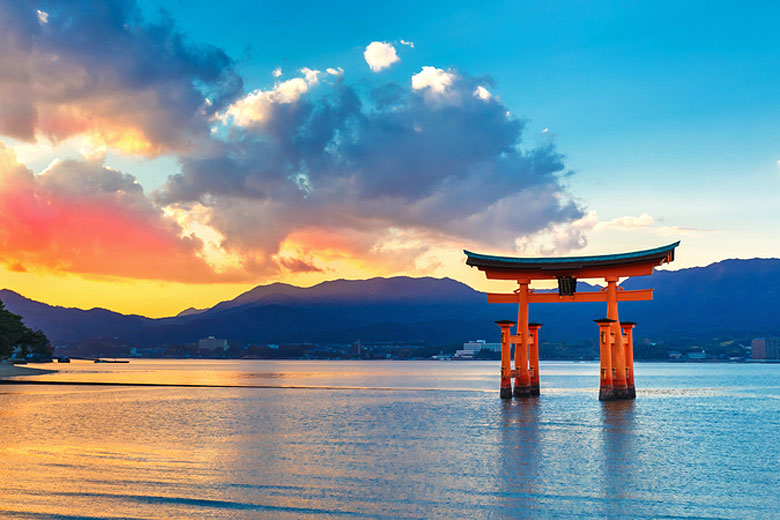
(2, 258, 779, 347)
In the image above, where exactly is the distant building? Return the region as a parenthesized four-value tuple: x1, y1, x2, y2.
(763, 338, 779, 359)
(751, 337, 780, 359)
(463, 339, 501, 353)
(686, 350, 708, 360)
(752, 338, 766, 359)
(454, 348, 478, 359)
(199, 336, 228, 351)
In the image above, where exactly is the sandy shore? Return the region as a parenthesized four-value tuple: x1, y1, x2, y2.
(0, 362, 56, 378)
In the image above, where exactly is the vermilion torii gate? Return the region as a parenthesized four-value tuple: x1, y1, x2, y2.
(464, 242, 679, 401)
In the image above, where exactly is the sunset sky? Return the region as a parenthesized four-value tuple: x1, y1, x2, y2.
(1, 0, 779, 317)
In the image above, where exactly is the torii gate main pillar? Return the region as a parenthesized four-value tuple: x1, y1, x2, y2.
(466, 242, 679, 401)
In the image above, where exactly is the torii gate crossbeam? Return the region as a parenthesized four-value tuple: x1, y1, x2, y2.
(465, 242, 679, 401)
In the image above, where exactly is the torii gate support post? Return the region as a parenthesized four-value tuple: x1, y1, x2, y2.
(513, 281, 533, 397)
(605, 277, 630, 399)
(621, 322, 637, 398)
(595, 319, 615, 400)
(496, 320, 515, 399)
(528, 323, 542, 396)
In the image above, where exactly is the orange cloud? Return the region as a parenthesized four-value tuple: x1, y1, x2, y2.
(34, 101, 168, 157)
(0, 145, 222, 282)
(275, 227, 432, 278)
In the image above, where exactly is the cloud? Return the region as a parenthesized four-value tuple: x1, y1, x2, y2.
(364, 41, 400, 72)
(0, 0, 242, 156)
(594, 213, 702, 235)
(300, 67, 320, 84)
(516, 211, 598, 255)
(411, 66, 456, 94)
(220, 69, 321, 127)
(596, 213, 655, 230)
(400, 39, 414, 48)
(473, 86, 492, 100)
(0, 141, 225, 281)
(276, 256, 323, 273)
(516, 211, 704, 256)
(158, 70, 583, 274)
(272, 67, 282, 78)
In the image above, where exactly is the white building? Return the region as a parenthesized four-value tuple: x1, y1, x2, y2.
(454, 340, 502, 359)
(463, 339, 501, 353)
(454, 349, 479, 359)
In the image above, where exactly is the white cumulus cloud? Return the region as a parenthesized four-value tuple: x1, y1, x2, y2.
(220, 69, 320, 127)
(300, 67, 320, 84)
(36, 9, 48, 24)
(400, 39, 414, 48)
(596, 213, 655, 230)
(272, 67, 282, 78)
(411, 66, 456, 93)
(364, 41, 400, 72)
(473, 86, 491, 100)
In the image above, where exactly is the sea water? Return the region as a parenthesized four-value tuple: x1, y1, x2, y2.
(1, 360, 779, 519)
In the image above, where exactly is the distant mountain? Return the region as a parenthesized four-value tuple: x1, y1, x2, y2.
(619, 259, 780, 339)
(0, 289, 153, 344)
(206, 276, 484, 313)
(127, 277, 501, 346)
(3, 259, 780, 347)
(175, 307, 207, 317)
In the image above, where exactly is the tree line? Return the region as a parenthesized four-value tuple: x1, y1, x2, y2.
(0, 301, 51, 359)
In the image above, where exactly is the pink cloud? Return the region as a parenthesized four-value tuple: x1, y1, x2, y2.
(0, 145, 225, 282)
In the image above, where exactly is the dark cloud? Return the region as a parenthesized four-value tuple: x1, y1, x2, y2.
(278, 257, 323, 273)
(0, 0, 242, 153)
(158, 71, 583, 256)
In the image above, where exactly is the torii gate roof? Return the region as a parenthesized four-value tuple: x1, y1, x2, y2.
(464, 241, 679, 280)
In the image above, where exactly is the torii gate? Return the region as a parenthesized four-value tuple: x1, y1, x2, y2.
(464, 242, 679, 401)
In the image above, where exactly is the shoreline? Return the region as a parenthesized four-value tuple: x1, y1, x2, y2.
(0, 362, 57, 379)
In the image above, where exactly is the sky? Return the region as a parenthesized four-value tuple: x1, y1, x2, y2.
(1, 0, 779, 317)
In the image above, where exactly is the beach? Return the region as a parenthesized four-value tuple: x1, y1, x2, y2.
(0, 362, 56, 379)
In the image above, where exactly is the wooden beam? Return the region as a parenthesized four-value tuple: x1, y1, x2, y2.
(482, 263, 656, 280)
(487, 288, 653, 304)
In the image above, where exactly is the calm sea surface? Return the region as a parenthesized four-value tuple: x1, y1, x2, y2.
(1, 360, 779, 519)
